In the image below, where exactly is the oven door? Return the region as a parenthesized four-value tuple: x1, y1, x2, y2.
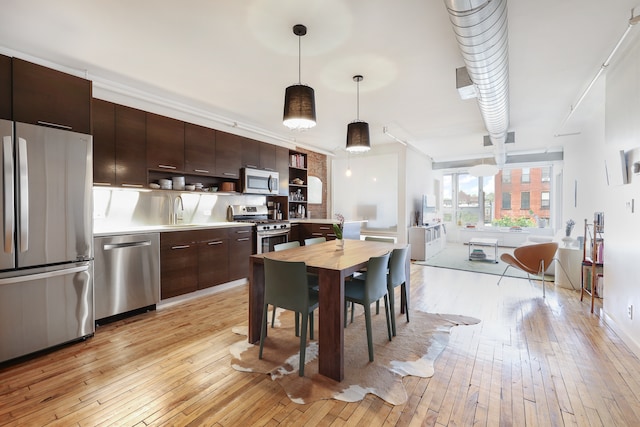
(257, 230, 289, 254)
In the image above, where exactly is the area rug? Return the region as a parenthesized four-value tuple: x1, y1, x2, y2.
(414, 243, 554, 280)
(229, 309, 480, 405)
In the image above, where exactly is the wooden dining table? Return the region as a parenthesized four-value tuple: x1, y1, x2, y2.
(248, 239, 410, 381)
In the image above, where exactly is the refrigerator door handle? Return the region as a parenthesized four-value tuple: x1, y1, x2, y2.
(2, 136, 14, 254)
(17, 137, 28, 252)
(0, 264, 89, 286)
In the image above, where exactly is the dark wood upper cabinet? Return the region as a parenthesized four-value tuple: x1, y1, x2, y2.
(215, 130, 242, 178)
(276, 146, 290, 195)
(146, 113, 184, 172)
(115, 105, 147, 187)
(241, 137, 260, 169)
(0, 54, 11, 120)
(184, 122, 216, 175)
(260, 142, 277, 171)
(92, 99, 116, 185)
(12, 58, 91, 134)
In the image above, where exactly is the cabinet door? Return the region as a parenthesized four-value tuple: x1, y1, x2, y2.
(228, 227, 254, 280)
(215, 130, 242, 178)
(160, 232, 199, 299)
(0, 54, 11, 120)
(198, 236, 229, 289)
(259, 142, 276, 171)
(276, 146, 289, 196)
(289, 222, 301, 244)
(184, 122, 216, 175)
(147, 113, 184, 172)
(92, 99, 116, 186)
(12, 58, 91, 134)
(242, 137, 260, 169)
(312, 223, 336, 240)
(115, 105, 147, 187)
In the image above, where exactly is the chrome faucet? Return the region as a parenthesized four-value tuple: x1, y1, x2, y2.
(171, 195, 184, 225)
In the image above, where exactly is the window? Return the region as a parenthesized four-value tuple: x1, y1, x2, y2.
(502, 170, 511, 183)
(521, 168, 530, 183)
(502, 192, 511, 209)
(541, 191, 550, 209)
(541, 167, 550, 182)
(521, 192, 530, 209)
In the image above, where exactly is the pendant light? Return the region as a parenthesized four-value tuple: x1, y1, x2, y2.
(283, 24, 316, 130)
(346, 75, 370, 152)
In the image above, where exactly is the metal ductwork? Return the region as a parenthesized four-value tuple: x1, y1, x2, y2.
(444, 0, 510, 168)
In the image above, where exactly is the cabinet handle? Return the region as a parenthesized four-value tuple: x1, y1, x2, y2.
(319, 226, 331, 230)
(312, 233, 323, 236)
(207, 241, 223, 245)
(93, 182, 112, 186)
(158, 164, 177, 170)
(236, 230, 251, 234)
(37, 120, 72, 130)
(245, 164, 258, 169)
(121, 183, 144, 188)
(223, 172, 237, 177)
(236, 238, 250, 242)
(194, 169, 210, 173)
(171, 245, 191, 250)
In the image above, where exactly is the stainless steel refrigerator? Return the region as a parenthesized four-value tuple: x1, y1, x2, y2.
(0, 120, 94, 363)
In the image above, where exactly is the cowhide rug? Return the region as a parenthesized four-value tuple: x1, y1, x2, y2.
(230, 308, 480, 405)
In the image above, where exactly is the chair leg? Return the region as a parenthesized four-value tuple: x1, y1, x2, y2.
(388, 286, 397, 337)
(350, 301, 355, 324)
(402, 284, 410, 323)
(259, 303, 269, 359)
(271, 305, 276, 328)
(497, 265, 512, 285)
(375, 299, 380, 315)
(541, 260, 546, 298)
(384, 294, 392, 342)
(363, 304, 374, 362)
(309, 310, 314, 341)
(294, 312, 300, 337)
(299, 313, 308, 377)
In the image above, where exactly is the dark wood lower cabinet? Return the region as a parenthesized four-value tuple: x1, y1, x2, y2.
(197, 233, 229, 290)
(161, 227, 254, 299)
(229, 227, 254, 281)
(160, 232, 199, 299)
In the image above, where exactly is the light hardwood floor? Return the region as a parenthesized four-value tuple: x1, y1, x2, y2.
(2, 263, 640, 426)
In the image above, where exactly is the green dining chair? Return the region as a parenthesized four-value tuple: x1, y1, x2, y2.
(343, 252, 392, 362)
(274, 241, 301, 251)
(271, 240, 316, 330)
(259, 257, 319, 377)
(364, 236, 395, 243)
(348, 246, 409, 336)
(304, 236, 326, 245)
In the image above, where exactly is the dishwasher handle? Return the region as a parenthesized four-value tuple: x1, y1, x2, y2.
(103, 240, 152, 251)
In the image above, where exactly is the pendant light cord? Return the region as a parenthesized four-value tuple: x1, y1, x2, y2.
(298, 35, 302, 85)
(356, 79, 360, 120)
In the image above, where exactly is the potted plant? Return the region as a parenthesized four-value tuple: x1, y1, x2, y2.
(333, 214, 344, 249)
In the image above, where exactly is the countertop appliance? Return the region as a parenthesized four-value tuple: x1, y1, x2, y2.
(228, 204, 290, 254)
(0, 120, 93, 363)
(94, 233, 160, 323)
(240, 168, 279, 195)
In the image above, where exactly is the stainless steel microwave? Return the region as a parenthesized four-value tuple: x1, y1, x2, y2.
(241, 168, 279, 195)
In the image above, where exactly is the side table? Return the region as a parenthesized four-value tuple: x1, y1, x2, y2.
(556, 246, 581, 289)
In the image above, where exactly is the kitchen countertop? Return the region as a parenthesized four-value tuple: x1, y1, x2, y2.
(93, 222, 252, 237)
(289, 219, 366, 224)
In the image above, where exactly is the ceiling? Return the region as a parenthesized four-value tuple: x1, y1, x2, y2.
(1, 0, 639, 162)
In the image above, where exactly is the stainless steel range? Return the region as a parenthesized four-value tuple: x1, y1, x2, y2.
(228, 205, 291, 254)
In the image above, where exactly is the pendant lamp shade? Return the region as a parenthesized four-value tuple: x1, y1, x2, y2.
(283, 84, 316, 130)
(346, 121, 370, 152)
(283, 24, 316, 130)
(346, 75, 370, 152)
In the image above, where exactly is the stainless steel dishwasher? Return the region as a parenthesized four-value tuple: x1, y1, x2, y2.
(94, 233, 160, 323)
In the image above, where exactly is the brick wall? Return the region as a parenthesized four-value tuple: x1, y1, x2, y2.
(297, 147, 328, 219)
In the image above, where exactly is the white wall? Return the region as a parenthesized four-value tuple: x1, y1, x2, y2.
(599, 32, 640, 354)
(331, 143, 432, 243)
